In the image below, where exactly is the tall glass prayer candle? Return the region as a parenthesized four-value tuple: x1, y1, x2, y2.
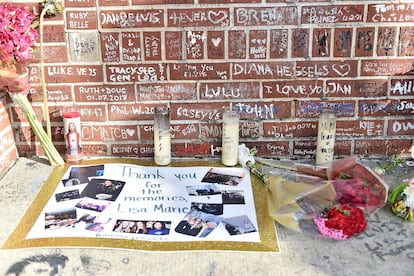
(316, 108, 337, 165)
(222, 106, 240, 166)
(63, 104, 83, 164)
(154, 106, 171, 166)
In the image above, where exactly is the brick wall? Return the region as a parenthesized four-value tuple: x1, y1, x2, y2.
(5, 0, 414, 161)
(0, 94, 18, 176)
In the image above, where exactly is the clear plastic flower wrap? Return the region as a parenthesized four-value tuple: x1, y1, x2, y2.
(246, 153, 389, 240)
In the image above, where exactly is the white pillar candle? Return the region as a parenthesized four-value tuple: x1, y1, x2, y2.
(154, 106, 171, 166)
(222, 106, 240, 166)
(63, 104, 83, 164)
(316, 108, 337, 165)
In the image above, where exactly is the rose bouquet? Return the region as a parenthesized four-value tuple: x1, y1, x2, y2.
(0, 2, 64, 165)
(243, 151, 388, 240)
(313, 204, 367, 240)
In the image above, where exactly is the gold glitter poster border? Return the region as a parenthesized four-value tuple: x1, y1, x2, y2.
(2, 158, 279, 252)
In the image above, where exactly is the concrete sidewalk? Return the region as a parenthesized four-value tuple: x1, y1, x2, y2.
(0, 157, 413, 276)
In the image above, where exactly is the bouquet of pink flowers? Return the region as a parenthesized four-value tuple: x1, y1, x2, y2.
(0, 3, 39, 73)
(0, 2, 64, 165)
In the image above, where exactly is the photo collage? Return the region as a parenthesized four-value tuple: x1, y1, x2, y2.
(37, 164, 259, 242)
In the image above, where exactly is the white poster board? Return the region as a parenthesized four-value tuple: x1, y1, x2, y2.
(26, 163, 260, 243)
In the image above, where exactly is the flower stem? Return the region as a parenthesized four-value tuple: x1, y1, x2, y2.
(10, 93, 64, 166)
(39, 6, 52, 140)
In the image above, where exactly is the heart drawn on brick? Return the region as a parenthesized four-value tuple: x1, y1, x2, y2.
(212, 37, 222, 47)
(126, 129, 135, 137)
(332, 63, 351, 77)
(208, 11, 228, 25)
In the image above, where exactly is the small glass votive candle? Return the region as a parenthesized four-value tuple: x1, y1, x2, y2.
(221, 106, 240, 166)
(154, 106, 171, 166)
(316, 108, 337, 165)
(63, 104, 83, 164)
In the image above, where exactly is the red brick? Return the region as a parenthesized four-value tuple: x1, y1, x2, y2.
(263, 121, 317, 138)
(390, 79, 414, 96)
(101, 32, 120, 62)
(100, 9, 164, 28)
(336, 120, 385, 137)
(112, 143, 153, 157)
(66, 10, 98, 30)
(235, 6, 298, 26)
(186, 31, 205, 59)
(83, 144, 108, 156)
(99, 0, 128, 6)
(133, 0, 194, 4)
(302, 5, 363, 24)
(137, 83, 196, 101)
(377, 27, 397, 56)
(82, 125, 138, 142)
(171, 102, 223, 121)
(200, 82, 260, 100)
(66, 0, 96, 7)
(42, 25, 66, 43)
(355, 27, 375, 57)
(367, 3, 414, 23)
(228, 30, 247, 59)
(168, 8, 230, 27)
(108, 103, 158, 121)
(106, 64, 166, 82)
(249, 30, 267, 59)
(174, 142, 216, 158)
(263, 80, 323, 98)
(165, 31, 183, 60)
(79, 105, 107, 122)
(171, 63, 230, 80)
(295, 100, 356, 117)
(28, 85, 72, 103)
(270, 29, 288, 58)
(11, 105, 44, 123)
(296, 60, 358, 78)
(0, 108, 12, 131)
(75, 84, 134, 102)
(325, 79, 387, 98)
(312, 28, 330, 57)
(388, 119, 414, 136)
(292, 29, 310, 58)
(334, 28, 352, 57)
(361, 59, 414, 76)
(0, 145, 18, 177)
(359, 99, 414, 116)
(232, 62, 294, 79)
(0, 127, 16, 156)
(245, 141, 290, 157)
(122, 32, 141, 62)
(140, 123, 199, 140)
(32, 45, 68, 63)
(143, 32, 162, 61)
(399, 27, 414, 56)
(45, 65, 103, 83)
(200, 123, 223, 139)
(207, 31, 225, 59)
(235, 101, 291, 119)
(355, 139, 412, 155)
